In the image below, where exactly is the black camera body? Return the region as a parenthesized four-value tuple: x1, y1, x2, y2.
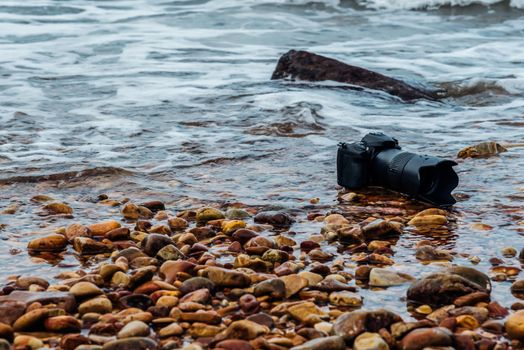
(337, 132, 459, 207)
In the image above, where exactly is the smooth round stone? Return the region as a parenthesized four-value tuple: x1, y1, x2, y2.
(27, 234, 68, 252)
(216, 340, 253, 350)
(196, 207, 225, 223)
(89, 220, 121, 236)
(506, 310, 524, 340)
(117, 321, 150, 339)
(44, 315, 82, 332)
(0, 323, 13, 342)
(102, 337, 158, 350)
(156, 296, 178, 308)
(400, 327, 452, 350)
(111, 271, 131, 288)
(329, 291, 362, 307)
(13, 335, 43, 350)
(353, 332, 389, 350)
(159, 322, 183, 337)
(16, 276, 49, 290)
(369, 268, 413, 287)
(79, 297, 112, 315)
(13, 308, 49, 331)
(70, 282, 103, 298)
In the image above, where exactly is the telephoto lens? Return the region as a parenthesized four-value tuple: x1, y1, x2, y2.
(337, 132, 459, 207)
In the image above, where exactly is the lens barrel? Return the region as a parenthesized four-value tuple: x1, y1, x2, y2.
(371, 148, 458, 207)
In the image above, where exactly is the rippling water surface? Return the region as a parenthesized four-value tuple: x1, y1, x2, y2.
(0, 0, 523, 315)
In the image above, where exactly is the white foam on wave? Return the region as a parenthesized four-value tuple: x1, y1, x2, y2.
(357, 0, 524, 9)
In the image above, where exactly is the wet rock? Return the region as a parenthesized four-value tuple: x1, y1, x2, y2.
(400, 327, 453, 350)
(329, 291, 362, 307)
(216, 340, 253, 350)
(73, 237, 111, 255)
(362, 219, 402, 239)
(288, 302, 328, 325)
(122, 203, 153, 220)
(42, 202, 73, 215)
(337, 227, 364, 245)
(141, 234, 173, 257)
(196, 207, 225, 223)
(201, 266, 251, 288)
(231, 229, 259, 245)
(290, 335, 346, 350)
(408, 215, 448, 227)
(254, 211, 294, 228)
(117, 320, 150, 338)
(511, 279, 524, 299)
(271, 50, 438, 101)
(369, 268, 414, 287)
(353, 332, 389, 350)
(505, 310, 524, 340)
(79, 297, 112, 315)
(453, 292, 490, 307)
(0, 291, 76, 316)
(254, 279, 286, 299)
(180, 310, 221, 324)
(246, 312, 274, 328)
(333, 309, 402, 341)
(102, 337, 158, 350)
(239, 294, 259, 314)
(13, 308, 50, 331)
(15, 276, 49, 290)
(140, 201, 165, 212)
(448, 266, 491, 291)
(65, 223, 91, 241)
(487, 301, 509, 318)
(214, 320, 269, 341)
(13, 335, 43, 350)
(44, 315, 81, 332)
(298, 271, 323, 287)
(279, 274, 308, 298)
(222, 220, 246, 234)
(70, 281, 103, 298)
(120, 294, 153, 310)
(225, 208, 251, 219)
(406, 272, 488, 307)
(167, 217, 188, 231)
(0, 323, 13, 342)
(89, 220, 121, 236)
(180, 277, 215, 295)
(155, 244, 185, 261)
(180, 288, 211, 304)
(160, 260, 197, 284)
(159, 322, 183, 337)
(457, 141, 508, 159)
(415, 246, 453, 261)
(27, 234, 68, 252)
(313, 278, 356, 292)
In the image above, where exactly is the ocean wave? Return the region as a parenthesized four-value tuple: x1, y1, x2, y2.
(356, 0, 524, 10)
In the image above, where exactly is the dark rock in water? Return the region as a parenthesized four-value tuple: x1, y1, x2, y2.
(254, 211, 294, 228)
(290, 336, 346, 350)
(400, 327, 453, 350)
(253, 278, 286, 299)
(180, 277, 215, 295)
(139, 201, 165, 212)
(333, 309, 402, 341)
(120, 294, 153, 310)
(102, 337, 157, 350)
(447, 266, 491, 292)
(141, 234, 173, 257)
(0, 291, 76, 325)
(271, 50, 439, 101)
(407, 272, 488, 307)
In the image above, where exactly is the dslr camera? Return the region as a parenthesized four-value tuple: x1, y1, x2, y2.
(337, 132, 459, 207)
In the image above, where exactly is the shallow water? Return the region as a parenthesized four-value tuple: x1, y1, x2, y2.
(0, 0, 523, 318)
